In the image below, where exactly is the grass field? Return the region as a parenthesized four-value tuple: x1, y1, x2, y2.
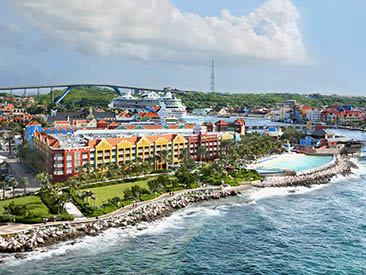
(87, 179, 150, 206)
(0, 196, 51, 216)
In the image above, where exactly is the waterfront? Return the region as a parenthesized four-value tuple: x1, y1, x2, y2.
(0, 155, 365, 274)
(0, 126, 364, 274)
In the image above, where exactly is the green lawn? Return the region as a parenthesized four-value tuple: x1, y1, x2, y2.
(0, 196, 51, 216)
(87, 179, 150, 206)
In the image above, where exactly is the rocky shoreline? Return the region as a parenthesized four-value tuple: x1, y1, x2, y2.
(0, 188, 239, 260)
(252, 156, 353, 188)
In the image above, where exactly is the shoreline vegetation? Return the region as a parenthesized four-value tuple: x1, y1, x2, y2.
(0, 187, 243, 260)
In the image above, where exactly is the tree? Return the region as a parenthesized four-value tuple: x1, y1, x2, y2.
(90, 193, 97, 207)
(37, 172, 51, 189)
(180, 149, 196, 171)
(175, 166, 198, 186)
(220, 139, 234, 156)
(158, 150, 169, 170)
(82, 162, 92, 173)
(123, 188, 134, 201)
(197, 145, 207, 161)
(82, 190, 95, 204)
(0, 181, 7, 200)
(3, 202, 30, 217)
(9, 178, 18, 198)
(281, 127, 305, 145)
(65, 177, 80, 191)
(5, 135, 14, 154)
(147, 178, 160, 193)
(19, 177, 29, 194)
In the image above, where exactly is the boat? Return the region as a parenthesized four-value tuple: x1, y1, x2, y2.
(109, 91, 187, 118)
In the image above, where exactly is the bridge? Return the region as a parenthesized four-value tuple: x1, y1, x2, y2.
(0, 84, 164, 104)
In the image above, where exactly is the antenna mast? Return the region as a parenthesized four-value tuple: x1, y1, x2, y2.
(210, 60, 216, 93)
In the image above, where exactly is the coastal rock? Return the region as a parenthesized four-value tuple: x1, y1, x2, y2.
(36, 237, 45, 244)
(15, 253, 25, 259)
(2, 187, 240, 256)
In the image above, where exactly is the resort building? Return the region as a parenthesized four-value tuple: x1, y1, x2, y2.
(29, 123, 237, 182)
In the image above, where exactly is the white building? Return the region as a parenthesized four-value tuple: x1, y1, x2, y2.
(310, 110, 322, 122)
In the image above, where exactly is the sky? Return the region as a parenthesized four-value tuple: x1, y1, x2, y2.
(0, 0, 366, 96)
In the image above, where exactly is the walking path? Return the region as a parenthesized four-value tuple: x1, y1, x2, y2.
(0, 184, 251, 236)
(64, 202, 86, 220)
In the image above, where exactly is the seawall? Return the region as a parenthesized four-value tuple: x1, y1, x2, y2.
(0, 188, 240, 259)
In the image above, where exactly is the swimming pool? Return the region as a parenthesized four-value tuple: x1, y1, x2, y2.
(258, 154, 334, 172)
(256, 169, 284, 174)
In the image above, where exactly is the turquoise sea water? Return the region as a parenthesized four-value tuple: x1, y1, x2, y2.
(0, 129, 365, 274)
(260, 155, 334, 172)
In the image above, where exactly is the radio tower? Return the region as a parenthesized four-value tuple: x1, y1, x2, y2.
(210, 60, 216, 93)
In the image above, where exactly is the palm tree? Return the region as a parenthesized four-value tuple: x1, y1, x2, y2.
(98, 163, 107, 172)
(19, 177, 29, 194)
(82, 162, 92, 173)
(155, 154, 162, 170)
(83, 190, 94, 204)
(158, 150, 169, 170)
(5, 135, 14, 154)
(197, 145, 207, 161)
(75, 166, 83, 175)
(220, 139, 234, 156)
(9, 178, 18, 198)
(58, 192, 69, 214)
(0, 181, 7, 200)
(90, 193, 96, 207)
(65, 177, 80, 191)
(37, 172, 51, 189)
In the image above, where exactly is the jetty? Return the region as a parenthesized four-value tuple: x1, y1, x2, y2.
(252, 155, 352, 188)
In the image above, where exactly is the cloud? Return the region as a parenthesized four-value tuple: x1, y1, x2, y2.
(13, 0, 307, 65)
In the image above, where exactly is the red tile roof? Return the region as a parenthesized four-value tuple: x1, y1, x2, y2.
(26, 121, 42, 127)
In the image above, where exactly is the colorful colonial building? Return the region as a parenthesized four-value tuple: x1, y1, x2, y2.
(30, 123, 237, 182)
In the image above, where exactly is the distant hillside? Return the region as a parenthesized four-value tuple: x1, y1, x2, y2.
(6, 86, 365, 110)
(39, 87, 118, 107)
(177, 92, 366, 109)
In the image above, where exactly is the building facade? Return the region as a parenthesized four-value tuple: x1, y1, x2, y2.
(32, 126, 235, 182)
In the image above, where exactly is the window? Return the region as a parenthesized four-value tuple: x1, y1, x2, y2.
(54, 168, 64, 175)
(54, 154, 63, 161)
(82, 152, 88, 159)
(75, 152, 81, 167)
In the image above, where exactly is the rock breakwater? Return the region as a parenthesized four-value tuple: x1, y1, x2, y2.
(253, 156, 353, 188)
(0, 188, 238, 256)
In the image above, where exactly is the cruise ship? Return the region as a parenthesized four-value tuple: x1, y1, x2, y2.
(109, 91, 187, 118)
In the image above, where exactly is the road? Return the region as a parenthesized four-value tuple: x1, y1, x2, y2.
(0, 150, 40, 198)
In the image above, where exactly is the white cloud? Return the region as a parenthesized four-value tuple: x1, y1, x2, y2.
(13, 0, 307, 64)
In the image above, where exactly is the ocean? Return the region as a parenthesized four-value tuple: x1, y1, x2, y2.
(0, 128, 365, 274)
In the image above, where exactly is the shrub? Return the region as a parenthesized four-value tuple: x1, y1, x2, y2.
(153, 169, 170, 174)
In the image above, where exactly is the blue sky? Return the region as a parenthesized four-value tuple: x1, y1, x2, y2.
(0, 0, 365, 96)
